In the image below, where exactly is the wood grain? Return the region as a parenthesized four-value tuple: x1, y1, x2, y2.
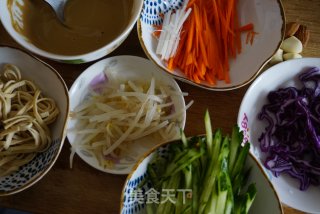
(0, 0, 319, 213)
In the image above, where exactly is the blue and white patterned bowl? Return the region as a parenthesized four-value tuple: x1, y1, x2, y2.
(137, 0, 285, 90)
(120, 138, 283, 214)
(0, 46, 69, 195)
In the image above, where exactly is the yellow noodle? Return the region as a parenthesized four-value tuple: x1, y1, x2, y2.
(0, 64, 59, 176)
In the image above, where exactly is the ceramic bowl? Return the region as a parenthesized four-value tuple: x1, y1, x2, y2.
(137, 0, 285, 90)
(0, 0, 143, 64)
(120, 139, 283, 214)
(67, 55, 187, 174)
(237, 58, 320, 213)
(0, 46, 69, 195)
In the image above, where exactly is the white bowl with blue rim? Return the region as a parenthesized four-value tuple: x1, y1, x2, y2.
(0, 46, 69, 196)
(237, 58, 320, 213)
(0, 0, 143, 64)
(137, 0, 285, 90)
(67, 55, 187, 174)
(120, 139, 283, 214)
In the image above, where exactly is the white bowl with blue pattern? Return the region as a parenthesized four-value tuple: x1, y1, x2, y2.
(0, 46, 69, 195)
(120, 139, 283, 214)
(137, 0, 285, 90)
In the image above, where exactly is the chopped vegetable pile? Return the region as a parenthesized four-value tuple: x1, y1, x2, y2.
(69, 71, 192, 168)
(146, 111, 256, 213)
(259, 67, 320, 190)
(155, 0, 256, 85)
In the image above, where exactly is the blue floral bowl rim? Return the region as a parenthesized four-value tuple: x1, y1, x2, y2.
(0, 45, 70, 196)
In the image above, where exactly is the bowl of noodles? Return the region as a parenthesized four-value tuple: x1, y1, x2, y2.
(0, 46, 69, 195)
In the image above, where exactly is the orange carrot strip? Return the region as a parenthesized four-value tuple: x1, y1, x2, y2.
(246, 31, 251, 44)
(200, 62, 206, 79)
(187, 0, 197, 7)
(167, 57, 175, 71)
(152, 25, 162, 38)
(237, 23, 254, 32)
(205, 71, 216, 85)
(186, 18, 194, 53)
(250, 31, 259, 45)
(193, 73, 201, 83)
(186, 54, 193, 65)
(225, 69, 231, 84)
(199, 32, 209, 67)
(234, 8, 242, 54)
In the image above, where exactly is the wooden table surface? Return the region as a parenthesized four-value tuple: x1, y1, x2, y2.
(0, 0, 319, 213)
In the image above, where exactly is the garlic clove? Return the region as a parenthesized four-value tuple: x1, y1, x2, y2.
(269, 48, 284, 64)
(283, 53, 302, 61)
(280, 36, 303, 54)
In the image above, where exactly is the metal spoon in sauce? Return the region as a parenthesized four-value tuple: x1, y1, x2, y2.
(43, 0, 68, 24)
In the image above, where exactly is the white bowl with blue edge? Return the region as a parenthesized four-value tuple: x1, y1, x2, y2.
(0, 46, 69, 195)
(120, 139, 283, 214)
(137, 0, 285, 90)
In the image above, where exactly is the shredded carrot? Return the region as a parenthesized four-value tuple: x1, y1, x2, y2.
(152, 25, 162, 38)
(250, 31, 259, 45)
(237, 23, 254, 32)
(158, 0, 257, 85)
(167, 57, 175, 71)
(246, 31, 251, 44)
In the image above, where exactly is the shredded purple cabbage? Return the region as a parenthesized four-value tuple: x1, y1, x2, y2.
(258, 67, 320, 191)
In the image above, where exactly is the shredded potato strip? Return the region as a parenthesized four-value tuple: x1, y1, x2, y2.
(0, 64, 59, 176)
(70, 75, 192, 168)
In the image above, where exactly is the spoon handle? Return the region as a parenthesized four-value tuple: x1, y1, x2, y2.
(43, 0, 67, 22)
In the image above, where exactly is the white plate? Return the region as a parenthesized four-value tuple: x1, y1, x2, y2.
(137, 0, 285, 90)
(67, 55, 186, 174)
(237, 58, 320, 213)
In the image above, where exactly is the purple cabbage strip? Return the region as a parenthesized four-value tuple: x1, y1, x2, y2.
(258, 67, 320, 191)
(89, 72, 108, 93)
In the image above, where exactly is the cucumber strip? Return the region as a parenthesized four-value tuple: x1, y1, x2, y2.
(232, 167, 251, 196)
(183, 165, 192, 189)
(243, 183, 257, 213)
(229, 126, 242, 174)
(175, 190, 183, 214)
(224, 170, 234, 214)
(205, 110, 213, 155)
(164, 149, 203, 177)
(181, 128, 188, 148)
(146, 202, 157, 214)
(157, 172, 181, 214)
(199, 136, 229, 214)
(212, 129, 222, 161)
(231, 143, 250, 180)
(147, 164, 161, 189)
(199, 137, 208, 179)
(192, 160, 200, 213)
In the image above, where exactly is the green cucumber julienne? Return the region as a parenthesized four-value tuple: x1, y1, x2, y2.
(144, 110, 256, 214)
